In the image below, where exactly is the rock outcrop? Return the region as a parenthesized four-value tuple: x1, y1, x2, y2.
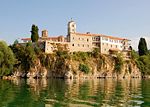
(11, 54, 141, 79)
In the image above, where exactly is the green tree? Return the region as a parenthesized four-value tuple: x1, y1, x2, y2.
(0, 41, 15, 76)
(13, 39, 19, 45)
(138, 38, 148, 56)
(31, 24, 39, 42)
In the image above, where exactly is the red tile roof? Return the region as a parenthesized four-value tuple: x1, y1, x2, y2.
(21, 38, 31, 40)
(72, 32, 130, 41)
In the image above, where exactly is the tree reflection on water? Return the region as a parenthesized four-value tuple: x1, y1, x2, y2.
(0, 78, 150, 107)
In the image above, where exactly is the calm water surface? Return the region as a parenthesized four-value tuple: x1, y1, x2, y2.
(0, 78, 150, 107)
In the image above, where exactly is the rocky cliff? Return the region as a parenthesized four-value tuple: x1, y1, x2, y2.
(12, 53, 141, 79)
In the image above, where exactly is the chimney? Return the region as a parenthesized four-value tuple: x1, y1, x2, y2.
(86, 32, 90, 34)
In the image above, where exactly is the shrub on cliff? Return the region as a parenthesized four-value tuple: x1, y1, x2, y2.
(114, 53, 124, 74)
(72, 52, 91, 61)
(79, 63, 90, 74)
(92, 48, 100, 58)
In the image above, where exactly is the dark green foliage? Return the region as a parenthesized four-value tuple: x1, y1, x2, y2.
(31, 24, 39, 42)
(72, 52, 91, 61)
(138, 55, 150, 75)
(56, 58, 65, 69)
(39, 53, 47, 66)
(13, 39, 19, 45)
(131, 48, 150, 75)
(34, 43, 42, 55)
(79, 63, 90, 74)
(138, 38, 148, 56)
(11, 42, 36, 72)
(56, 50, 70, 59)
(114, 54, 124, 73)
(97, 55, 106, 71)
(0, 41, 15, 76)
(92, 48, 99, 58)
(131, 50, 139, 59)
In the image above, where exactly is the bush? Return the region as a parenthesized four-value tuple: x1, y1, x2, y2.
(114, 53, 124, 73)
(79, 63, 90, 74)
(92, 48, 100, 58)
(72, 52, 90, 61)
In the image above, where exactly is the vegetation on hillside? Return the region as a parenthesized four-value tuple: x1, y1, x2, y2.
(131, 37, 150, 76)
(0, 41, 15, 76)
(114, 53, 124, 74)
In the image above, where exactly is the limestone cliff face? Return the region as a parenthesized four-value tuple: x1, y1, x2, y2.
(13, 54, 141, 79)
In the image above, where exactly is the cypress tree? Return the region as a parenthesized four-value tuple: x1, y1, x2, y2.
(31, 24, 39, 42)
(138, 37, 148, 56)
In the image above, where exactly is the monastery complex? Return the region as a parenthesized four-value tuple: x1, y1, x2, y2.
(22, 20, 131, 56)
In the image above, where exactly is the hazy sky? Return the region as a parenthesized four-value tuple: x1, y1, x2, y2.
(0, 0, 150, 50)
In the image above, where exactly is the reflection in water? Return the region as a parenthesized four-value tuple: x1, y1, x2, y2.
(0, 78, 150, 107)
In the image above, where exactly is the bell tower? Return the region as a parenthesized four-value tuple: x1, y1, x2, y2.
(67, 19, 76, 42)
(68, 19, 76, 35)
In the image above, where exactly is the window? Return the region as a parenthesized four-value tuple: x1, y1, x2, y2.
(72, 25, 74, 27)
(111, 45, 112, 47)
(87, 45, 89, 47)
(87, 39, 89, 42)
(107, 43, 108, 46)
(82, 38, 84, 40)
(79, 38, 80, 40)
(72, 44, 74, 46)
(102, 43, 104, 45)
(116, 45, 117, 48)
(72, 37, 74, 40)
(83, 44, 84, 47)
(78, 44, 80, 47)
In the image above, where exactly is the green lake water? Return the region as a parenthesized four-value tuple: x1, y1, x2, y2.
(0, 78, 150, 107)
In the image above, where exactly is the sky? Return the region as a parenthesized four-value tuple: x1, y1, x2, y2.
(0, 0, 150, 50)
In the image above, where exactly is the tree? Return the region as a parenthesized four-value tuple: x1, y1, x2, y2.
(31, 24, 39, 42)
(138, 38, 148, 56)
(0, 41, 15, 76)
(13, 39, 19, 45)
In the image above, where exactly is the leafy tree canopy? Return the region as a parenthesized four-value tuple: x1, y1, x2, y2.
(0, 41, 15, 76)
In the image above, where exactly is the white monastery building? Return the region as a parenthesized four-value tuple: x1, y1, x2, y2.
(22, 20, 131, 55)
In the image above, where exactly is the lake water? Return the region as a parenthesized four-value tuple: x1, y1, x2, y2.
(0, 78, 150, 107)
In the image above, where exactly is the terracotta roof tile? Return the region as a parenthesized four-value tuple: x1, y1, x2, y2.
(72, 32, 130, 41)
